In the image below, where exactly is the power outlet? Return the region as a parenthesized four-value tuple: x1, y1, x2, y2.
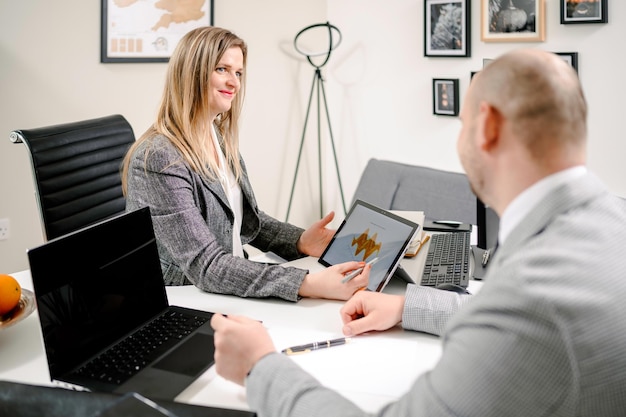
(0, 218, 9, 241)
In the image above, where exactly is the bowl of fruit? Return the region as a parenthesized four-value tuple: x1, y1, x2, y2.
(0, 274, 36, 330)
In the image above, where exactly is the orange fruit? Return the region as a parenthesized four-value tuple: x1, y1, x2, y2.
(0, 274, 21, 316)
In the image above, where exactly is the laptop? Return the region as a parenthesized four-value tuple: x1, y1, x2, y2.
(27, 207, 216, 400)
(284, 200, 419, 292)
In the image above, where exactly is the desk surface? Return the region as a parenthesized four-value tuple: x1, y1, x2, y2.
(0, 247, 481, 413)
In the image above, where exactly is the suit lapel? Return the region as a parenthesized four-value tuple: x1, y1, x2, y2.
(203, 176, 229, 207)
(498, 173, 606, 259)
(198, 146, 257, 228)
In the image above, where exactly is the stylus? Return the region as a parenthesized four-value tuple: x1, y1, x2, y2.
(341, 257, 379, 283)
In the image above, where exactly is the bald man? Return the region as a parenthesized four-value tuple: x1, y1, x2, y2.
(210, 49, 626, 417)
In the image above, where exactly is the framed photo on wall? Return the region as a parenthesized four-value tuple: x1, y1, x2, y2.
(433, 78, 459, 116)
(555, 52, 579, 73)
(560, 0, 607, 24)
(101, 0, 214, 63)
(424, 0, 471, 57)
(481, 0, 546, 43)
(471, 57, 497, 81)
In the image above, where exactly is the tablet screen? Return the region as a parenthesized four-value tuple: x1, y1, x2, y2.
(319, 200, 418, 291)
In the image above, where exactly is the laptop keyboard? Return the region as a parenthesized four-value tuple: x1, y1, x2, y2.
(421, 232, 471, 288)
(75, 310, 209, 385)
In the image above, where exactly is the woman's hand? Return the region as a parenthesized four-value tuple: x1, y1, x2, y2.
(297, 211, 336, 256)
(299, 260, 370, 300)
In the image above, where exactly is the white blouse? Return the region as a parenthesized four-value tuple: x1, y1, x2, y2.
(211, 126, 244, 258)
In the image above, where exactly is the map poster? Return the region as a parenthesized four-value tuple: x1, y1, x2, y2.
(101, 0, 214, 63)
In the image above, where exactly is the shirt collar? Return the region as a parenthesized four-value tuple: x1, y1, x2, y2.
(499, 166, 587, 245)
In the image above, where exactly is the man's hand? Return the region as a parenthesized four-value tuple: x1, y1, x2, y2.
(340, 291, 405, 336)
(297, 211, 336, 256)
(210, 314, 276, 386)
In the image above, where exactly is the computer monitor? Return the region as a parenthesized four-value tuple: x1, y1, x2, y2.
(476, 197, 499, 250)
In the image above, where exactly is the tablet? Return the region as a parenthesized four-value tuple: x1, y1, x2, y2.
(319, 200, 419, 292)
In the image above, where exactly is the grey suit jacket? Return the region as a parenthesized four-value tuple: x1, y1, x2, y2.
(247, 172, 626, 416)
(125, 134, 307, 301)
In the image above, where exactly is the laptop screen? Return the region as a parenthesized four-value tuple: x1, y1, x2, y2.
(28, 207, 168, 378)
(319, 200, 418, 291)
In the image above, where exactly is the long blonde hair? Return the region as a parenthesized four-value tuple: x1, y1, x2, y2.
(122, 26, 247, 193)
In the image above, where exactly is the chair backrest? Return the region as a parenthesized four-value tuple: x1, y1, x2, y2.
(10, 114, 135, 240)
(351, 158, 477, 225)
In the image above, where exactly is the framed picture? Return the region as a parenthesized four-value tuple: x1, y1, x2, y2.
(101, 0, 214, 63)
(471, 56, 498, 80)
(481, 0, 546, 42)
(433, 79, 459, 116)
(424, 0, 471, 57)
(560, 0, 607, 24)
(555, 52, 579, 73)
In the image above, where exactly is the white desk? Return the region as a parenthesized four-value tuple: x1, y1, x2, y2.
(0, 250, 481, 413)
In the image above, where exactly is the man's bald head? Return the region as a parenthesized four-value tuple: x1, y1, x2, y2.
(468, 49, 587, 163)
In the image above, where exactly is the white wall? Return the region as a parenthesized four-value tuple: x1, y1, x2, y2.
(324, 0, 626, 200)
(0, 0, 325, 273)
(1, 0, 624, 273)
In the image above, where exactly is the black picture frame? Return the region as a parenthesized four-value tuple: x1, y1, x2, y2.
(433, 78, 459, 116)
(555, 52, 579, 73)
(424, 0, 471, 58)
(101, 0, 214, 63)
(560, 0, 607, 24)
(470, 57, 494, 81)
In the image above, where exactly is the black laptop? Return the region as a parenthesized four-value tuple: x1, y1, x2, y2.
(27, 207, 216, 400)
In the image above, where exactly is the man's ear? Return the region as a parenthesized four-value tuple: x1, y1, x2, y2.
(480, 102, 503, 151)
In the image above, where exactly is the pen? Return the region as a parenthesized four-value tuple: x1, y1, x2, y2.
(416, 234, 431, 253)
(433, 220, 462, 227)
(282, 337, 351, 355)
(481, 249, 491, 267)
(341, 257, 379, 283)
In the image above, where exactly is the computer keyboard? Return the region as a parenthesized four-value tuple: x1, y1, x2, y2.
(421, 231, 471, 288)
(75, 311, 209, 385)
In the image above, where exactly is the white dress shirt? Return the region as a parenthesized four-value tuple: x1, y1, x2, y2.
(211, 126, 244, 258)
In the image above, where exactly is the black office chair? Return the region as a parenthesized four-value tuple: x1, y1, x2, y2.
(10, 114, 135, 240)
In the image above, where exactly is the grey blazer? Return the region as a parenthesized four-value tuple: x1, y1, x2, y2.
(125, 134, 307, 301)
(246, 172, 626, 416)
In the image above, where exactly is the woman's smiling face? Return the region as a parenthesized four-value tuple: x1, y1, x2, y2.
(209, 46, 244, 120)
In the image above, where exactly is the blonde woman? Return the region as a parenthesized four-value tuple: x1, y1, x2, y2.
(121, 26, 367, 302)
